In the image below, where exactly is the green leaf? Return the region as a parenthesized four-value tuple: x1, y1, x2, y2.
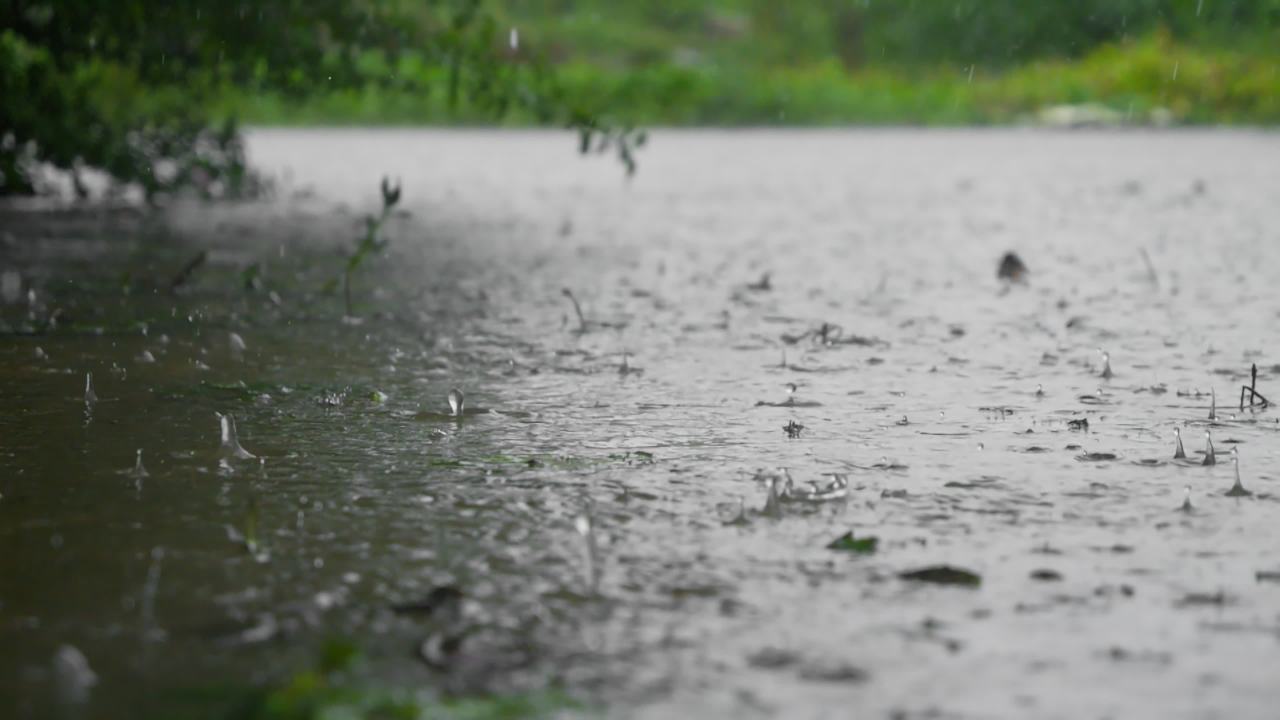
(827, 532, 878, 554)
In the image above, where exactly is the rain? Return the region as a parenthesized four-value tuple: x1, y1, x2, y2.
(2, 2, 1280, 720)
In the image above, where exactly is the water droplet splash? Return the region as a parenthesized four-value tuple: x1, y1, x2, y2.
(84, 372, 97, 405)
(217, 413, 256, 461)
(128, 449, 149, 480)
(1201, 429, 1215, 466)
(1099, 350, 1113, 379)
(1173, 427, 1185, 460)
(447, 388, 465, 417)
(1226, 448, 1251, 497)
(1179, 484, 1193, 513)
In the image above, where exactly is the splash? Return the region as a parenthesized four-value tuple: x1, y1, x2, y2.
(217, 413, 256, 461)
(1172, 427, 1185, 460)
(447, 388, 465, 417)
(1201, 430, 1215, 466)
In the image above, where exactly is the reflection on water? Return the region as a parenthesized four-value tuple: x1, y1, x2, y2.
(2, 129, 1280, 719)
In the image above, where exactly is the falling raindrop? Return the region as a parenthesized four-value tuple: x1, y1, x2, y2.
(509, 27, 519, 50)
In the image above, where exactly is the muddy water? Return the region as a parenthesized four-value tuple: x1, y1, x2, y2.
(2, 129, 1280, 719)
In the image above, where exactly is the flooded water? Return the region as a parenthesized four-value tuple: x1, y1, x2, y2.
(3, 129, 1280, 719)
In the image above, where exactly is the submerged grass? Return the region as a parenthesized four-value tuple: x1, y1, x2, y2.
(220, 33, 1280, 126)
(173, 640, 582, 720)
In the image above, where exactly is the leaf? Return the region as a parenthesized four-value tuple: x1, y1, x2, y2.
(899, 565, 982, 587)
(826, 532, 878, 554)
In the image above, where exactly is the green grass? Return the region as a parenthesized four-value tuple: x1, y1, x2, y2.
(220, 33, 1280, 126)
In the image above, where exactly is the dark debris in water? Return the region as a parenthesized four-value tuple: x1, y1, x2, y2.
(899, 566, 982, 587)
(826, 532, 878, 554)
(1076, 452, 1118, 462)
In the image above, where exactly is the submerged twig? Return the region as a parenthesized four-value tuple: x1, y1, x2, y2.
(168, 251, 208, 293)
(1239, 363, 1270, 410)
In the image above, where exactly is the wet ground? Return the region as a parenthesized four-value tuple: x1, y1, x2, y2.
(2, 129, 1280, 719)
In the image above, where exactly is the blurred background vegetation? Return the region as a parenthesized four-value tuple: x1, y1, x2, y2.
(230, 0, 1280, 127)
(3, 0, 1278, 197)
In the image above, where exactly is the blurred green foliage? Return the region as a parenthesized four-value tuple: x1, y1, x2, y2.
(3, 0, 1278, 199)
(0, 1, 640, 197)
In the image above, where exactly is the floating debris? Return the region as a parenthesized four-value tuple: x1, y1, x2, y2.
(447, 388, 465, 417)
(899, 565, 982, 587)
(746, 272, 772, 292)
(83, 372, 97, 405)
(783, 419, 804, 438)
(997, 252, 1028, 282)
(1201, 430, 1215, 466)
(217, 413, 256, 461)
(1173, 427, 1186, 459)
(1077, 452, 1119, 462)
(1225, 449, 1251, 497)
(1067, 418, 1089, 431)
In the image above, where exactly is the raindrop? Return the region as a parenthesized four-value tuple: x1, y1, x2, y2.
(447, 388, 465, 417)
(509, 27, 519, 50)
(229, 332, 246, 358)
(52, 645, 97, 703)
(575, 512, 600, 593)
(128, 449, 149, 480)
(84, 372, 97, 405)
(1035, 383, 1044, 397)
(1225, 448, 1251, 497)
(1099, 350, 1113, 379)
(35, 346, 46, 360)
(217, 413, 256, 461)
(977, 442, 985, 451)
(136, 350, 156, 364)
(938, 411, 945, 420)
(1179, 485, 1193, 513)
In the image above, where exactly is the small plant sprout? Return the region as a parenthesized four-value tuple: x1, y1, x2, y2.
(1099, 350, 1113, 379)
(335, 177, 401, 317)
(1240, 363, 1270, 410)
(1173, 427, 1186, 460)
(447, 388, 465, 417)
(1201, 429, 1215, 466)
(1226, 448, 1251, 497)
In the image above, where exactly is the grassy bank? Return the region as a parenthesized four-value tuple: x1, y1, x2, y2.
(219, 33, 1280, 127)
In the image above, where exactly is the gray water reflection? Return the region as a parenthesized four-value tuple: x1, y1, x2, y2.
(2, 129, 1280, 719)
